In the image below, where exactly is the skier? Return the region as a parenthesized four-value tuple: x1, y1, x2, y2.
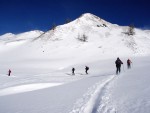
(8, 69, 11, 76)
(127, 59, 132, 69)
(85, 66, 89, 74)
(115, 57, 123, 74)
(72, 67, 75, 75)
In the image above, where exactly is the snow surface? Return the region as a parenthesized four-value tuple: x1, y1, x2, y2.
(0, 13, 150, 113)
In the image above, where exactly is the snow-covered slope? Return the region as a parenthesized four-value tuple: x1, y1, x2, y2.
(0, 30, 43, 43)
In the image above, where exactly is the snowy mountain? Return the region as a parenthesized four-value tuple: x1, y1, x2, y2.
(33, 13, 150, 57)
(0, 13, 150, 113)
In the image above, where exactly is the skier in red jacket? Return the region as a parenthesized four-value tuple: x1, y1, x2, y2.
(127, 59, 132, 69)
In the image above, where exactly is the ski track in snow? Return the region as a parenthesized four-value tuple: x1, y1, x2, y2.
(70, 75, 117, 113)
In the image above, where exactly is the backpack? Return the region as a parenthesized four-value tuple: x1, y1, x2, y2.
(116, 60, 120, 65)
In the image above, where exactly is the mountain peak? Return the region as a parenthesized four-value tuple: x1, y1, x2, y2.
(80, 13, 96, 17)
(79, 13, 101, 20)
(77, 13, 113, 27)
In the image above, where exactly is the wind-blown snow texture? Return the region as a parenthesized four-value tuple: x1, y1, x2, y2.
(0, 13, 150, 113)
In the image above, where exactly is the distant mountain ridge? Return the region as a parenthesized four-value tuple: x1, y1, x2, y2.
(0, 30, 43, 42)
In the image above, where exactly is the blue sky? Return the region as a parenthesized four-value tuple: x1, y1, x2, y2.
(0, 0, 149, 35)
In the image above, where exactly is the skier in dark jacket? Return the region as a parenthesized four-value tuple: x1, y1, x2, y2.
(85, 66, 89, 74)
(115, 57, 123, 74)
(72, 68, 75, 75)
(127, 59, 132, 69)
(8, 69, 11, 76)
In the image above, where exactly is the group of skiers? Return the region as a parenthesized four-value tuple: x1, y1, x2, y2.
(115, 57, 132, 74)
(6, 58, 132, 77)
(71, 58, 132, 75)
(72, 66, 89, 75)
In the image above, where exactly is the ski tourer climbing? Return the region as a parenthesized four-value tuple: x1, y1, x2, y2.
(85, 66, 89, 74)
(72, 67, 75, 75)
(127, 59, 132, 69)
(115, 57, 123, 74)
(8, 69, 11, 76)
